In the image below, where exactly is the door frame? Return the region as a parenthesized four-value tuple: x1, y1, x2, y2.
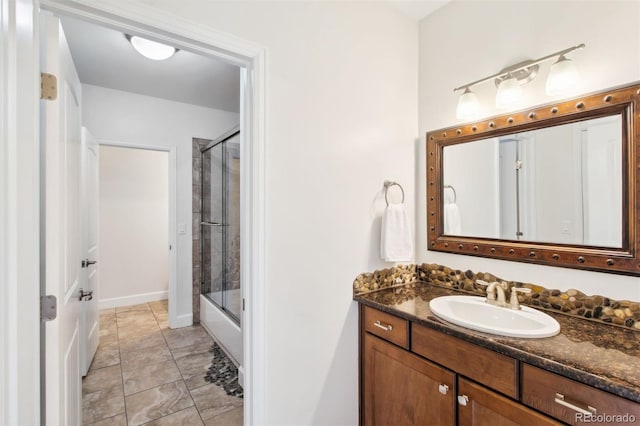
(2, 0, 267, 424)
(97, 141, 177, 323)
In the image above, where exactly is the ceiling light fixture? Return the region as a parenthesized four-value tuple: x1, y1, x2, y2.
(125, 34, 178, 61)
(453, 43, 585, 119)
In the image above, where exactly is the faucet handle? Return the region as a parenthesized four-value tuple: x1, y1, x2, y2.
(509, 287, 532, 310)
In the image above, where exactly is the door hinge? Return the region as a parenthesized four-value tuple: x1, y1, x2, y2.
(40, 295, 57, 322)
(515, 160, 523, 170)
(242, 298, 245, 311)
(40, 72, 58, 101)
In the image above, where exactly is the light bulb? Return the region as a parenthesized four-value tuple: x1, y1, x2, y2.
(456, 87, 479, 121)
(128, 35, 177, 61)
(495, 76, 522, 109)
(546, 55, 579, 96)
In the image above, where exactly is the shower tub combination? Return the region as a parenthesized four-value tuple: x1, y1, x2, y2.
(197, 127, 243, 380)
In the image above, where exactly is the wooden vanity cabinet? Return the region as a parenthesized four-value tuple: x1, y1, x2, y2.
(458, 377, 562, 426)
(522, 364, 640, 425)
(363, 333, 456, 426)
(360, 305, 561, 426)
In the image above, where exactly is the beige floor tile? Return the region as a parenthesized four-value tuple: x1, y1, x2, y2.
(84, 301, 241, 426)
(90, 344, 121, 371)
(142, 407, 203, 426)
(148, 299, 168, 312)
(83, 385, 125, 425)
(175, 352, 212, 390)
(204, 406, 242, 426)
(83, 364, 123, 395)
(115, 303, 151, 314)
(120, 344, 173, 373)
(125, 380, 194, 426)
(117, 321, 160, 340)
(118, 331, 167, 354)
(88, 413, 127, 426)
(123, 359, 182, 395)
(100, 321, 119, 345)
(99, 308, 116, 319)
(163, 326, 213, 350)
(190, 383, 243, 421)
(171, 341, 213, 360)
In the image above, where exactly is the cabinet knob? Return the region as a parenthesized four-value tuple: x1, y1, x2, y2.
(438, 384, 449, 395)
(457, 395, 469, 406)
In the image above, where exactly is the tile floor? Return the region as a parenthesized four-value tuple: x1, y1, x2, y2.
(82, 300, 243, 425)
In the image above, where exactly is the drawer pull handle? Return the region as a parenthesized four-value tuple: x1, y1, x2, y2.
(457, 395, 469, 406)
(438, 384, 449, 395)
(554, 393, 597, 415)
(373, 320, 393, 332)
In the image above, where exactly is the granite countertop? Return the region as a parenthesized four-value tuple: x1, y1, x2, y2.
(354, 282, 640, 403)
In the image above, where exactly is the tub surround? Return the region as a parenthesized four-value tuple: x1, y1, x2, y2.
(353, 264, 640, 403)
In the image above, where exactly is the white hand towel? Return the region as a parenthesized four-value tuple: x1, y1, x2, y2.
(380, 204, 413, 262)
(444, 203, 462, 235)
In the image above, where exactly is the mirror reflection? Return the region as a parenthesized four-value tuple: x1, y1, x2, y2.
(442, 114, 622, 248)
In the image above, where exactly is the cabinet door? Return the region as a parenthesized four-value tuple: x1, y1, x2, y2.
(363, 333, 455, 426)
(458, 378, 562, 426)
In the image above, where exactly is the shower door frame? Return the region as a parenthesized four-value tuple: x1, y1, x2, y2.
(201, 127, 241, 325)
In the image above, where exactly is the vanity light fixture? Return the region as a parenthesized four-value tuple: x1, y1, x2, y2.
(454, 43, 585, 118)
(126, 34, 178, 61)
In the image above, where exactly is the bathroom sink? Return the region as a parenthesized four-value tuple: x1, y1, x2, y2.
(429, 295, 560, 338)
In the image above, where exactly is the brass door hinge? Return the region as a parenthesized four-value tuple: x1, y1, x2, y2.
(40, 72, 57, 101)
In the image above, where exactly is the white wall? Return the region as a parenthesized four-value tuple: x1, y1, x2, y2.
(82, 84, 240, 322)
(443, 138, 499, 238)
(98, 145, 169, 308)
(418, 0, 640, 301)
(94, 2, 418, 425)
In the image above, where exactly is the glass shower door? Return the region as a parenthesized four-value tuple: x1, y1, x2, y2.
(201, 130, 240, 324)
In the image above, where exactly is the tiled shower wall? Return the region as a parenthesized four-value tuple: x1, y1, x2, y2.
(192, 138, 209, 323)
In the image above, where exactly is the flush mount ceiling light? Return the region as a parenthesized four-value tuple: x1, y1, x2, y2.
(453, 43, 585, 119)
(126, 34, 178, 61)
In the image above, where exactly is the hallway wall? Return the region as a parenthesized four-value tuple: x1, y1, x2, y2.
(82, 84, 240, 325)
(92, 2, 419, 425)
(98, 145, 169, 308)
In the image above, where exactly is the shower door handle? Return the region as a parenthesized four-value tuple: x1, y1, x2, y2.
(200, 222, 227, 227)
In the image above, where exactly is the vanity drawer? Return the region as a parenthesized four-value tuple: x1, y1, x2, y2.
(522, 364, 640, 425)
(412, 324, 518, 398)
(363, 306, 409, 349)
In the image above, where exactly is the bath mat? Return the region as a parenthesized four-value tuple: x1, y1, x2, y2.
(204, 342, 244, 398)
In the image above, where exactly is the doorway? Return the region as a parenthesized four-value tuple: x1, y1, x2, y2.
(34, 2, 266, 425)
(98, 145, 170, 309)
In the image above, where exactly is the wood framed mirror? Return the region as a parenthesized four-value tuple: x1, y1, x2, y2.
(426, 82, 640, 275)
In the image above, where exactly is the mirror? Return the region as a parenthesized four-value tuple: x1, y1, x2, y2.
(427, 83, 640, 275)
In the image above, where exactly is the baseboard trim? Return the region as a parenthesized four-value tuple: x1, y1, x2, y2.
(98, 290, 168, 310)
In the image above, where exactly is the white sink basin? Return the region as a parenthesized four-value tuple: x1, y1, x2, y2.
(429, 295, 560, 338)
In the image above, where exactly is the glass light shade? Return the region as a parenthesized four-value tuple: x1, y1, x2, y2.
(456, 88, 479, 120)
(129, 36, 177, 61)
(546, 55, 579, 96)
(495, 76, 522, 109)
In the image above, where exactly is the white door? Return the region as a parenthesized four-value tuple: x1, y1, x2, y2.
(42, 13, 83, 426)
(80, 127, 100, 376)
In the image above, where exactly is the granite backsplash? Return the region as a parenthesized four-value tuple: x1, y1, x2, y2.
(353, 263, 640, 331)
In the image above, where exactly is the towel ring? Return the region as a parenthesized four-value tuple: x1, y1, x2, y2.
(444, 184, 457, 203)
(384, 180, 405, 206)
